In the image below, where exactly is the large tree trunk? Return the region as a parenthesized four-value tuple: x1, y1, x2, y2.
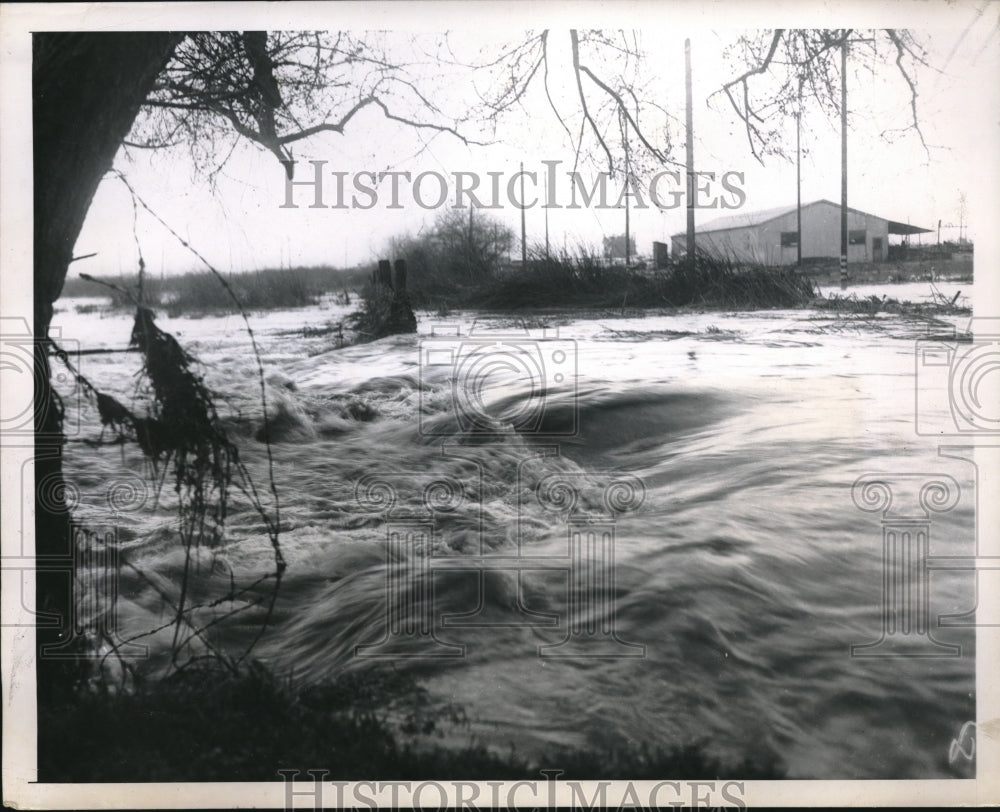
(32, 33, 181, 700)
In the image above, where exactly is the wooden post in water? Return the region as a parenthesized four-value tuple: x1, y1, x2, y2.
(393, 258, 408, 294)
(387, 258, 417, 335)
(377, 259, 393, 289)
(366, 257, 415, 338)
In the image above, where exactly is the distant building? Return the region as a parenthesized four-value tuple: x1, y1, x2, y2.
(670, 199, 931, 265)
(652, 241, 670, 269)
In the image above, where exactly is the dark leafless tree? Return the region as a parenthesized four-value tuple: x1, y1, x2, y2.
(711, 29, 934, 163)
(465, 29, 679, 177)
(130, 31, 488, 180)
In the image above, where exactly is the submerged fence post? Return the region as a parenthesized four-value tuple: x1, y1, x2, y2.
(376, 259, 393, 289)
(365, 258, 416, 338)
(393, 258, 407, 295)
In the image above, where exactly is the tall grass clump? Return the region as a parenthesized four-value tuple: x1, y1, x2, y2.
(666, 253, 816, 308)
(470, 250, 816, 311)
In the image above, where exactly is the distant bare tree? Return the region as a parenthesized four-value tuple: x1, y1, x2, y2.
(391, 209, 515, 285)
(602, 232, 637, 260)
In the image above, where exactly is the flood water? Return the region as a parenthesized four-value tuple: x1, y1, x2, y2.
(51, 281, 976, 779)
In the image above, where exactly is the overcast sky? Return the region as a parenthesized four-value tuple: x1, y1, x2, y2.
(60, 2, 1000, 280)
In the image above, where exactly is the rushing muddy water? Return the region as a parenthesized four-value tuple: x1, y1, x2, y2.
(51, 282, 976, 779)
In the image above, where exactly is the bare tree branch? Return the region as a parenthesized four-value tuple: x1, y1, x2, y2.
(712, 28, 934, 163)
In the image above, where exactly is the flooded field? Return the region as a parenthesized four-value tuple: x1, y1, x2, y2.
(51, 281, 976, 779)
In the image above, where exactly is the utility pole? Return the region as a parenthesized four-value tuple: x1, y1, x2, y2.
(624, 110, 631, 269)
(625, 189, 631, 268)
(544, 171, 550, 260)
(520, 161, 527, 267)
(796, 76, 803, 268)
(839, 30, 874, 288)
(958, 192, 967, 243)
(840, 32, 848, 288)
(468, 204, 474, 272)
(685, 38, 695, 260)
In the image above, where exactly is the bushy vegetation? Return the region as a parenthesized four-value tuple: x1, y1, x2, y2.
(382, 209, 517, 308)
(38, 660, 785, 781)
(471, 251, 816, 311)
(354, 210, 816, 319)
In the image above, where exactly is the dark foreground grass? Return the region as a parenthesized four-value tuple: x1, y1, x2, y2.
(38, 662, 784, 782)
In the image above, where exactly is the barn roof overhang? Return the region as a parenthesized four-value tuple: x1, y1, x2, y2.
(888, 221, 932, 235)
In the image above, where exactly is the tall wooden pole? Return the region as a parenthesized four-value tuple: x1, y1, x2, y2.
(796, 77, 802, 267)
(520, 161, 527, 267)
(685, 38, 695, 259)
(625, 188, 631, 268)
(544, 172, 550, 260)
(624, 115, 631, 268)
(840, 33, 848, 286)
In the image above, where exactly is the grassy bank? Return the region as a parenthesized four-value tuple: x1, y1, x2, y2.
(63, 265, 367, 316)
(39, 662, 784, 782)
(63, 253, 970, 324)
